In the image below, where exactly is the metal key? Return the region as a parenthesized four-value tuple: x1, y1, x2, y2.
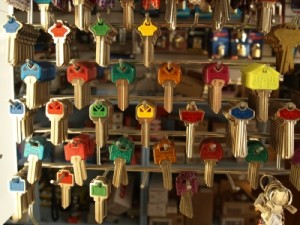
(158, 62, 181, 113)
(176, 172, 199, 218)
(89, 99, 112, 164)
(67, 61, 97, 109)
(256, 0, 277, 34)
(90, 176, 111, 224)
(179, 101, 205, 158)
(120, 0, 135, 30)
(111, 61, 136, 111)
(64, 134, 95, 186)
(242, 63, 280, 122)
(56, 169, 74, 209)
(74, 0, 95, 31)
(289, 147, 300, 191)
(165, 0, 177, 30)
(210, 0, 231, 32)
(203, 62, 230, 114)
(34, 0, 52, 31)
(109, 137, 134, 188)
(245, 140, 268, 190)
(153, 137, 176, 190)
(199, 139, 223, 188)
(24, 136, 52, 184)
(227, 102, 255, 158)
(48, 20, 71, 67)
(90, 15, 117, 67)
(136, 100, 156, 149)
(137, 13, 161, 68)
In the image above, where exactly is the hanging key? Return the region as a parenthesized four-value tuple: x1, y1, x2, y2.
(56, 169, 74, 209)
(165, 0, 177, 30)
(289, 147, 300, 191)
(120, 0, 135, 30)
(153, 137, 176, 191)
(136, 100, 156, 149)
(89, 99, 113, 164)
(67, 61, 97, 109)
(109, 137, 134, 188)
(158, 62, 181, 113)
(276, 102, 300, 159)
(209, 0, 231, 32)
(90, 15, 117, 67)
(48, 20, 71, 67)
(199, 139, 223, 188)
(203, 62, 230, 114)
(179, 101, 205, 159)
(256, 0, 277, 34)
(34, 0, 52, 31)
(111, 61, 136, 111)
(137, 13, 161, 68)
(64, 134, 95, 186)
(245, 140, 268, 190)
(176, 172, 199, 218)
(74, 0, 95, 31)
(242, 63, 280, 122)
(225, 102, 255, 158)
(24, 136, 53, 184)
(90, 176, 111, 224)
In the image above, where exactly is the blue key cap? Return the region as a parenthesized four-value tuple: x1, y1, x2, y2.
(3, 16, 22, 34)
(9, 100, 25, 115)
(21, 60, 56, 82)
(9, 177, 26, 193)
(24, 136, 52, 160)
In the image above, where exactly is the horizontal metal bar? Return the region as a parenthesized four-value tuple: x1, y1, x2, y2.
(31, 162, 290, 175)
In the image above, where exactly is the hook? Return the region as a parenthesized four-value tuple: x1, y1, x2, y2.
(119, 59, 125, 70)
(26, 59, 34, 68)
(28, 204, 39, 225)
(167, 61, 172, 70)
(50, 13, 56, 24)
(41, 131, 51, 138)
(96, 13, 103, 24)
(140, 171, 149, 189)
(70, 59, 80, 70)
(9, 99, 17, 106)
(145, 13, 150, 24)
(102, 169, 110, 177)
(191, 12, 199, 29)
(50, 172, 67, 185)
(226, 173, 240, 192)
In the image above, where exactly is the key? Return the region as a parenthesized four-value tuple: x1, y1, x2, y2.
(90, 176, 111, 224)
(67, 61, 97, 109)
(165, 0, 177, 30)
(48, 99, 72, 145)
(158, 62, 181, 113)
(199, 139, 223, 188)
(111, 61, 136, 111)
(153, 137, 176, 190)
(56, 169, 74, 209)
(48, 20, 71, 67)
(226, 102, 255, 158)
(137, 13, 161, 68)
(97, 0, 115, 10)
(24, 136, 52, 184)
(74, 0, 95, 31)
(202, 62, 230, 114)
(120, 0, 135, 30)
(256, 0, 277, 34)
(109, 137, 134, 188)
(90, 16, 118, 67)
(276, 103, 300, 159)
(89, 99, 113, 164)
(242, 63, 280, 122)
(179, 101, 205, 159)
(176, 172, 199, 218)
(34, 0, 52, 31)
(64, 134, 95, 186)
(2, 16, 22, 65)
(136, 100, 156, 149)
(265, 19, 300, 74)
(289, 148, 300, 191)
(245, 140, 268, 190)
(209, 0, 231, 32)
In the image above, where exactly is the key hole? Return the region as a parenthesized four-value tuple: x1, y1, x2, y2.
(31, 142, 39, 148)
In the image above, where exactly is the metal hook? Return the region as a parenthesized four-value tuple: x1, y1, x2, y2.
(145, 13, 150, 24)
(26, 59, 34, 68)
(50, 13, 56, 24)
(70, 59, 80, 70)
(96, 13, 103, 24)
(167, 61, 172, 70)
(102, 169, 110, 177)
(191, 12, 199, 29)
(28, 204, 39, 225)
(226, 173, 240, 192)
(119, 59, 125, 70)
(9, 99, 17, 106)
(50, 171, 67, 185)
(140, 171, 149, 189)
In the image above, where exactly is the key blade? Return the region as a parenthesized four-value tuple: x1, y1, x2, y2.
(160, 160, 173, 190)
(112, 158, 126, 188)
(27, 155, 39, 184)
(71, 155, 84, 186)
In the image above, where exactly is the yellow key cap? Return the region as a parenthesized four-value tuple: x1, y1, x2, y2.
(137, 17, 158, 37)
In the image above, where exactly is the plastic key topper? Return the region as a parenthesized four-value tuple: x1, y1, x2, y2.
(24, 136, 52, 184)
(10, 99, 26, 143)
(56, 169, 74, 209)
(136, 100, 156, 149)
(153, 138, 176, 190)
(179, 101, 205, 159)
(246, 140, 268, 190)
(242, 63, 280, 122)
(176, 172, 199, 218)
(9, 175, 27, 220)
(109, 137, 134, 188)
(200, 138, 223, 188)
(202, 62, 230, 114)
(64, 134, 95, 186)
(90, 176, 111, 224)
(111, 61, 136, 111)
(158, 62, 182, 113)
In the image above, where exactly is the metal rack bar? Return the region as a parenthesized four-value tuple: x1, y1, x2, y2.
(33, 162, 290, 175)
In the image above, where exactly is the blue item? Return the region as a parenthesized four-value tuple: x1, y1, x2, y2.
(230, 107, 254, 120)
(9, 177, 26, 192)
(3, 17, 22, 34)
(10, 101, 24, 115)
(24, 136, 52, 160)
(21, 61, 56, 82)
